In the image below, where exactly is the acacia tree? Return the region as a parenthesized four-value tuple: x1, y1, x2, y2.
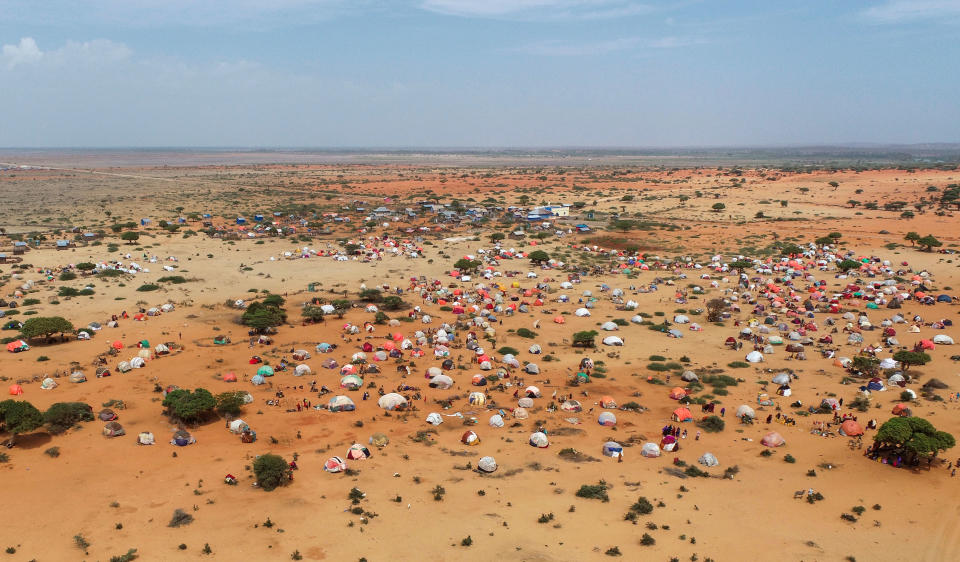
(453, 258, 481, 273)
(0, 399, 44, 445)
(904, 231, 920, 246)
(918, 235, 942, 252)
(162, 389, 216, 424)
(729, 259, 752, 275)
(892, 350, 930, 372)
(837, 259, 861, 273)
(528, 250, 550, 265)
(121, 231, 140, 244)
(20, 316, 74, 341)
(706, 298, 726, 322)
(711, 202, 726, 212)
(874, 417, 955, 464)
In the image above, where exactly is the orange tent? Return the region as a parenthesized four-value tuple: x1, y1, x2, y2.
(222, 373, 237, 382)
(112, 341, 124, 350)
(840, 420, 864, 436)
(669, 387, 687, 400)
(8, 384, 23, 395)
(891, 403, 910, 416)
(672, 407, 693, 421)
(600, 396, 617, 408)
(553, 316, 565, 324)
(918, 339, 935, 350)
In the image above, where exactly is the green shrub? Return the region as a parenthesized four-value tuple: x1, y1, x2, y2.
(136, 284, 160, 292)
(575, 481, 610, 502)
(516, 328, 537, 339)
(784, 454, 796, 463)
(253, 454, 289, 491)
(498, 347, 519, 356)
(43, 402, 94, 434)
(727, 361, 750, 369)
(157, 275, 188, 284)
(697, 415, 725, 433)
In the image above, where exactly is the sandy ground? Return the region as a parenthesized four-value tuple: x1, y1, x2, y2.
(0, 161, 959, 561)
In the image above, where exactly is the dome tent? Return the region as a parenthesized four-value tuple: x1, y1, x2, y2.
(598, 411, 617, 426)
(771, 373, 791, 385)
(477, 456, 498, 473)
(839, 420, 864, 436)
(528, 432, 549, 448)
(378, 393, 408, 410)
(346, 443, 372, 460)
(137, 431, 155, 445)
(461, 430, 481, 446)
(640, 442, 661, 458)
(102, 421, 125, 437)
(489, 414, 505, 428)
(761, 431, 785, 447)
(735, 404, 755, 419)
(602, 441, 623, 458)
(745, 351, 764, 363)
(426, 412, 443, 425)
(324, 456, 347, 473)
(328, 395, 356, 412)
(698, 452, 719, 467)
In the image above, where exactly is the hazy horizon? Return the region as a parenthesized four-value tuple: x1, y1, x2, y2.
(2, 1, 959, 147)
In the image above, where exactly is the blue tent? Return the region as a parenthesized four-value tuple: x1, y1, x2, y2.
(252, 374, 265, 385)
(236, 217, 247, 225)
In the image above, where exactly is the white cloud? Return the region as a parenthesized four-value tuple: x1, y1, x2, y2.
(517, 35, 703, 56)
(2, 37, 43, 68)
(863, 0, 960, 23)
(1, 37, 131, 69)
(420, 0, 653, 19)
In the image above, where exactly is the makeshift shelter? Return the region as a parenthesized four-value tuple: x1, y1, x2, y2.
(256, 365, 274, 377)
(660, 434, 678, 452)
(346, 443, 372, 460)
(597, 411, 617, 426)
(229, 419, 250, 433)
(171, 429, 195, 446)
(461, 430, 481, 446)
(528, 432, 549, 448)
(602, 335, 623, 346)
(771, 373, 791, 385)
(429, 374, 454, 389)
(340, 374, 363, 390)
(294, 364, 312, 376)
(426, 412, 443, 425)
(517, 397, 534, 408)
(891, 403, 912, 417)
(489, 414, 505, 428)
(102, 421, 125, 437)
(251, 374, 265, 385)
(933, 334, 954, 345)
(761, 431, 785, 447)
(40, 377, 57, 390)
(6, 339, 29, 353)
(561, 400, 582, 413)
(735, 405, 755, 419)
(98, 409, 117, 421)
(324, 456, 347, 473)
(600, 396, 617, 408)
(137, 432, 155, 445)
(478, 456, 498, 473)
(378, 393, 407, 410)
(369, 432, 389, 448)
(602, 441, 623, 458)
(672, 407, 693, 422)
(839, 420, 864, 437)
(524, 386, 542, 398)
(513, 407, 529, 419)
(328, 395, 356, 412)
(640, 442, 661, 458)
(8, 384, 23, 395)
(698, 452, 719, 467)
(745, 351, 764, 363)
(70, 371, 87, 383)
(669, 387, 687, 400)
(680, 371, 699, 382)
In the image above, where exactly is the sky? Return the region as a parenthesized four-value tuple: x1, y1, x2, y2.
(0, 0, 959, 148)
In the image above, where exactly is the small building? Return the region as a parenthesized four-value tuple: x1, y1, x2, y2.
(13, 241, 27, 255)
(0, 253, 7, 263)
(236, 217, 247, 225)
(83, 232, 98, 241)
(56, 240, 71, 250)
(140, 218, 151, 226)
(254, 214, 264, 222)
